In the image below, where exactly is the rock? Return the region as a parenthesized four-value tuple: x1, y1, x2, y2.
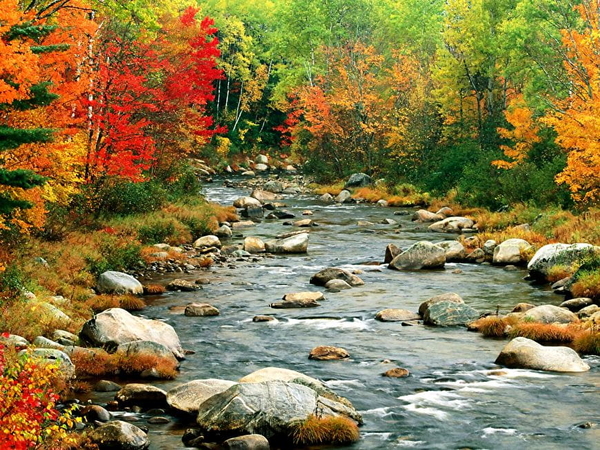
(254, 163, 268, 172)
(232, 221, 256, 229)
(381, 218, 396, 225)
(233, 197, 262, 209)
(239, 367, 321, 386)
(22, 348, 75, 379)
(223, 434, 270, 450)
(185, 303, 220, 317)
(345, 173, 371, 188)
(285, 165, 297, 173)
(34, 302, 71, 325)
(0, 334, 29, 348)
(423, 301, 479, 327)
(270, 298, 320, 308)
(147, 417, 170, 424)
(325, 279, 352, 291)
(375, 309, 420, 322)
(357, 220, 374, 226)
(80, 308, 184, 359)
(283, 292, 324, 302)
(383, 245, 401, 265)
(552, 277, 571, 294)
(320, 193, 334, 203)
(167, 279, 200, 292)
(167, 379, 237, 415)
(215, 224, 233, 238)
(412, 209, 443, 222)
(264, 180, 284, 193)
(492, 238, 533, 265)
(88, 420, 149, 450)
(428, 216, 475, 233)
(241, 206, 264, 219)
(97, 271, 143, 295)
(377, 200, 389, 208)
(253, 315, 276, 322)
(435, 207, 453, 217)
(436, 241, 467, 262)
(495, 337, 590, 372)
(242, 170, 256, 177)
(53, 329, 78, 344)
(310, 268, 364, 287)
(302, 210, 314, 216)
(266, 210, 295, 219)
(265, 233, 309, 254)
(255, 154, 269, 164)
(388, 241, 446, 270)
(512, 303, 535, 313)
(466, 248, 486, 263)
(578, 304, 600, 319)
(293, 218, 314, 227)
(483, 240, 497, 256)
(94, 380, 123, 392)
(115, 384, 167, 407)
(33, 336, 64, 350)
(382, 368, 410, 378)
(335, 190, 352, 203)
(196, 381, 361, 441)
(115, 341, 178, 369)
(194, 235, 222, 249)
(527, 243, 599, 281)
(251, 189, 278, 202)
(590, 311, 600, 324)
(522, 305, 578, 324)
(418, 293, 464, 317)
(82, 404, 112, 423)
(560, 297, 594, 312)
(309, 346, 349, 360)
(244, 237, 266, 254)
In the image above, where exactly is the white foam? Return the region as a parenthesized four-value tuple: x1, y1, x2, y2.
(362, 432, 393, 439)
(399, 390, 471, 420)
(282, 317, 372, 331)
(324, 379, 364, 389)
(360, 407, 394, 417)
(481, 427, 517, 437)
(403, 403, 448, 420)
(395, 440, 428, 447)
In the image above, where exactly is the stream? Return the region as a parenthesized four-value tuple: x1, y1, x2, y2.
(91, 178, 600, 450)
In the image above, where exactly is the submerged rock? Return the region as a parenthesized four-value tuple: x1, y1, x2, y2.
(185, 303, 220, 317)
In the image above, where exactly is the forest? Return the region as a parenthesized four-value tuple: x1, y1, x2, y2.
(1, 0, 600, 448)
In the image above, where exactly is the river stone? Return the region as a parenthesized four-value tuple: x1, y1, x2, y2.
(0, 334, 29, 347)
(375, 309, 420, 322)
(270, 298, 320, 308)
(265, 233, 309, 254)
(216, 224, 233, 238)
(115, 341, 178, 369)
(309, 346, 349, 360)
(412, 209, 443, 222)
(382, 368, 410, 378)
(335, 190, 352, 203)
(233, 221, 257, 229)
(310, 267, 364, 286)
(242, 170, 256, 177)
(283, 292, 324, 303)
(560, 297, 594, 312)
(466, 248, 486, 263)
(493, 238, 533, 265)
(264, 180, 284, 193)
(53, 329, 78, 345)
(378, 200, 389, 208)
(251, 189, 278, 202)
(293, 218, 313, 227)
(115, 383, 167, 407)
(233, 196, 262, 209)
(244, 237, 266, 253)
(435, 207, 454, 217)
(512, 303, 535, 313)
(527, 243, 599, 281)
(495, 337, 590, 373)
(255, 155, 269, 164)
(242, 206, 264, 219)
(418, 293, 464, 317)
(22, 348, 75, 379)
(266, 210, 295, 219)
(483, 240, 497, 256)
(320, 193, 334, 203)
(522, 305, 578, 324)
(436, 241, 467, 262)
(185, 303, 220, 317)
(89, 420, 149, 450)
(194, 235, 222, 249)
(82, 404, 112, 423)
(167, 379, 237, 414)
(253, 315, 276, 322)
(325, 279, 352, 291)
(196, 381, 360, 441)
(384, 244, 402, 264)
(167, 279, 200, 292)
(80, 308, 184, 359)
(389, 241, 446, 270)
(578, 304, 600, 319)
(97, 271, 143, 295)
(428, 216, 475, 233)
(223, 434, 270, 450)
(423, 301, 479, 327)
(345, 172, 371, 188)
(239, 367, 322, 386)
(95, 380, 123, 392)
(254, 163, 268, 172)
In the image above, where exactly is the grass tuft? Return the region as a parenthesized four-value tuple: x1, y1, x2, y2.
(290, 415, 360, 446)
(507, 323, 578, 342)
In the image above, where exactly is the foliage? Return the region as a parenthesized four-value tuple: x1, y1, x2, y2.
(289, 414, 360, 446)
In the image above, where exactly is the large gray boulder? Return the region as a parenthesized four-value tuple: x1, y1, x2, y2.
(88, 420, 149, 450)
(423, 301, 479, 327)
(239, 367, 322, 386)
(335, 190, 352, 203)
(492, 238, 533, 265)
(265, 233, 309, 254)
(495, 337, 590, 372)
(264, 180, 284, 193)
(115, 341, 179, 370)
(80, 308, 184, 359)
(522, 305, 579, 324)
(428, 217, 475, 233)
(309, 268, 364, 287)
(527, 243, 599, 281)
(97, 271, 143, 295)
(115, 383, 167, 407)
(412, 209, 444, 223)
(418, 292, 464, 316)
(251, 189, 278, 202)
(196, 381, 361, 441)
(167, 379, 237, 414)
(224, 434, 270, 450)
(345, 173, 371, 188)
(388, 241, 446, 270)
(244, 237, 266, 253)
(436, 241, 467, 262)
(233, 196, 262, 209)
(193, 235, 222, 249)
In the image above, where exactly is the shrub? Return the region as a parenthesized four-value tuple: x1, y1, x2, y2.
(290, 415, 360, 446)
(87, 234, 142, 276)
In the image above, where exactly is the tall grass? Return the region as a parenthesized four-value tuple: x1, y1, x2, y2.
(290, 415, 360, 446)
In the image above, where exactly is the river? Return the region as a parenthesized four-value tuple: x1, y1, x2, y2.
(95, 178, 600, 450)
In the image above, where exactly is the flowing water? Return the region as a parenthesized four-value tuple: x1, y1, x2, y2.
(97, 179, 600, 450)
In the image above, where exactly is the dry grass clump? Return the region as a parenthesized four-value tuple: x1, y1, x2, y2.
(84, 294, 146, 313)
(469, 316, 510, 337)
(290, 415, 360, 446)
(140, 247, 188, 264)
(352, 187, 386, 203)
(546, 266, 575, 283)
(143, 284, 166, 295)
(570, 271, 600, 300)
(313, 183, 345, 196)
(507, 323, 579, 343)
(573, 329, 600, 355)
(552, 208, 600, 244)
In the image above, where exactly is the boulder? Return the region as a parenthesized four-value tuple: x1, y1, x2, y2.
(264, 180, 284, 193)
(115, 384, 167, 407)
(33, 336, 64, 350)
(167, 379, 237, 414)
(266, 210, 295, 219)
(216, 224, 233, 238)
(242, 206, 264, 219)
(435, 207, 454, 217)
(239, 368, 322, 386)
(382, 368, 410, 378)
(578, 304, 600, 319)
(185, 303, 220, 317)
(325, 279, 352, 291)
(88, 420, 149, 450)
(33, 302, 71, 325)
(560, 297, 594, 312)
(418, 293, 464, 317)
(412, 209, 443, 222)
(310, 268, 364, 287)
(388, 241, 446, 270)
(492, 238, 533, 265)
(97, 271, 143, 295)
(335, 190, 352, 203)
(345, 173, 371, 188)
(94, 380, 123, 392)
(244, 237, 266, 254)
(81, 405, 112, 423)
(428, 216, 475, 233)
(53, 329, 78, 344)
(483, 240, 497, 257)
(309, 346, 349, 360)
(80, 308, 184, 359)
(282, 292, 324, 303)
(436, 241, 467, 262)
(527, 243, 599, 281)
(320, 193, 334, 203)
(115, 341, 178, 369)
(196, 381, 361, 441)
(22, 348, 75, 379)
(233, 197, 262, 209)
(0, 334, 29, 347)
(377, 200, 389, 208)
(251, 189, 278, 202)
(512, 303, 535, 313)
(224, 434, 270, 450)
(254, 163, 269, 172)
(466, 248, 486, 263)
(293, 219, 314, 227)
(270, 298, 320, 308)
(495, 337, 590, 372)
(375, 309, 420, 322)
(194, 235, 222, 249)
(423, 301, 479, 327)
(265, 233, 309, 254)
(255, 154, 269, 164)
(522, 305, 578, 324)
(167, 279, 200, 292)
